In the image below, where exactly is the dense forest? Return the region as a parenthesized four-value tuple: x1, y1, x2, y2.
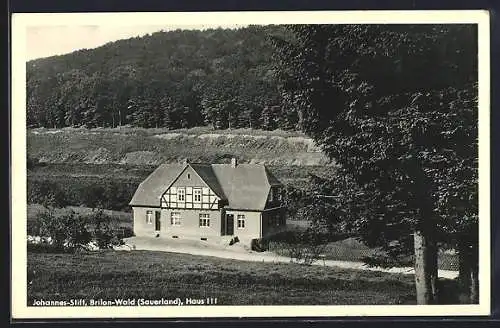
(27, 25, 298, 130)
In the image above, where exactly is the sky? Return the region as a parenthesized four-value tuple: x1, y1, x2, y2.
(26, 24, 246, 61)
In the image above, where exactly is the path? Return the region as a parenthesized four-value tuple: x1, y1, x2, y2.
(117, 236, 458, 279)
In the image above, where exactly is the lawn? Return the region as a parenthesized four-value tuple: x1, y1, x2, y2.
(27, 250, 418, 306)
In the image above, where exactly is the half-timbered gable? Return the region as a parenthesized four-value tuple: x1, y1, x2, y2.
(160, 165, 223, 210)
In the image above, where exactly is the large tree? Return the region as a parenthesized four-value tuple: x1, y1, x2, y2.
(272, 24, 478, 304)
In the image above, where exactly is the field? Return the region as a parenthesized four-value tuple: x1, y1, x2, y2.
(27, 250, 419, 306)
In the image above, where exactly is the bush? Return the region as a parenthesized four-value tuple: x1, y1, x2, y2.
(31, 208, 125, 252)
(263, 228, 328, 265)
(251, 238, 268, 252)
(85, 210, 123, 249)
(38, 209, 91, 250)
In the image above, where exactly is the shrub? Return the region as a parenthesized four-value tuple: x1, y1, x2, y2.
(32, 208, 125, 252)
(85, 210, 124, 249)
(250, 238, 268, 252)
(264, 228, 328, 265)
(38, 209, 91, 251)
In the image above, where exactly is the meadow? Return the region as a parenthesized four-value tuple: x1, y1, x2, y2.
(27, 250, 419, 306)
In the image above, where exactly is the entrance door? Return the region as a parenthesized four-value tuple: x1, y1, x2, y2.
(155, 211, 161, 231)
(225, 214, 234, 235)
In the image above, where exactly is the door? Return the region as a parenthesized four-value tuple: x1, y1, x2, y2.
(155, 211, 161, 231)
(225, 214, 234, 235)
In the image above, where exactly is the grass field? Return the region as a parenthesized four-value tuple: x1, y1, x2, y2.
(27, 250, 418, 305)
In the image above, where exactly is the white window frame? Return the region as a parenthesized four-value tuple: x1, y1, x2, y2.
(194, 188, 202, 203)
(171, 212, 181, 226)
(237, 214, 245, 229)
(146, 210, 153, 224)
(199, 213, 210, 227)
(177, 188, 185, 202)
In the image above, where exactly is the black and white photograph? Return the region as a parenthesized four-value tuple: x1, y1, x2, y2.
(11, 11, 490, 319)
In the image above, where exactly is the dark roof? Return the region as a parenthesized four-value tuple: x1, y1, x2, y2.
(129, 162, 283, 210)
(189, 164, 226, 199)
(129, 163, 184, 207)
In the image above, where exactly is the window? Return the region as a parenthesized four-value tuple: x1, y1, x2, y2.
(237, 214, 245, 229)
(177, 188, 185, 202)
(146, 210, 153, 224)
(269, 188, 274, 202)
(170, 212, 181, 226)
(199, 213, 210, 227)
(194, 188, 202, 202)
(187, 173, 191, 179)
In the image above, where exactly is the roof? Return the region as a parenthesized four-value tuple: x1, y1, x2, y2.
(129, 162, 283, 211)
(129, 163, 184, 207)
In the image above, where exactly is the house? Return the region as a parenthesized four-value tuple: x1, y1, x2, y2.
(129, 158, 286, 241)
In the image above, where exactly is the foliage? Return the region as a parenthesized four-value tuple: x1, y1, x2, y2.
(272, 24, 478, 265)
(27, 175, 139, 212)
(26, 26, 299, 131)
(38, 209, 91, 250)
(86, 210, 124, 249)
(33, 208, 125, 251)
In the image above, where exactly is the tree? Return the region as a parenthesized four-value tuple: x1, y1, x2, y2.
(26, 25, 292, 130)
(273, 24, 478, 304)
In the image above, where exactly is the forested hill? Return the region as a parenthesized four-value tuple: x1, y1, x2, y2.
(27, 25, 296, 130)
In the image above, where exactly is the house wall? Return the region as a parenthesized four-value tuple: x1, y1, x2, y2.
(159, 208, 222, 239)
(133, 206, 162, 237)
(225, 210, 262, 240)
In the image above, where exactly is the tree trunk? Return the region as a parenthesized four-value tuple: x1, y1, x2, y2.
(428, 240, 439, 302)
(458, 242, 472, 302)
(470, 243, 479, 303)
(414, 230, 438, 304)
(458, 242, 479, 304)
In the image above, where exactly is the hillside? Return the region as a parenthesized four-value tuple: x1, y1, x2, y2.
(26, 25, 297, 131)
(28, 126, 332, 167)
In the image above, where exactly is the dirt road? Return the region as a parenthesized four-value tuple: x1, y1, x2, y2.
(118, 236, 458, 279)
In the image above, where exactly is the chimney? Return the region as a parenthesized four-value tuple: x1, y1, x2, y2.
(183, 158, 190, 165)
(231, 157, 237, 168)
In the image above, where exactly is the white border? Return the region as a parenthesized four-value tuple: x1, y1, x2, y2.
(11, 10, 491, 319)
